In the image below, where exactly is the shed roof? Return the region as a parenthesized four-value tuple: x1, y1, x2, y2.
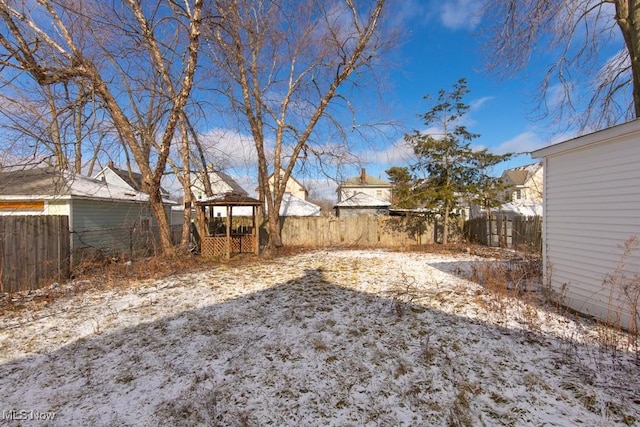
(0, 167, 155, 203)
(276, 193, 320, 217)
(532, 118, 640, 158)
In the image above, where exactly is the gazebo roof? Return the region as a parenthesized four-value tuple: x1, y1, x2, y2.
(195, 192, 262, 207)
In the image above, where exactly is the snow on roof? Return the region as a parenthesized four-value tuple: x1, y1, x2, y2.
(334, 191, 391, 208)
(278, 192, 320, 217)
(499, 200, 543, 216)
(0, 167, 155, 203)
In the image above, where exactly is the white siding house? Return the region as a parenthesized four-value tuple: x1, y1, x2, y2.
(337, 168, 393, 204)
(532, 119, 640, 329)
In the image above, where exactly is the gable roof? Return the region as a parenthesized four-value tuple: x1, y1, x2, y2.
(207, 170, 248, 196)
(334, 192, 391, 208)
(94, 164, 170, 197)
(0, 167, 153, 202)
(501, 163, 542, 186)
(339, 168, 392, 188)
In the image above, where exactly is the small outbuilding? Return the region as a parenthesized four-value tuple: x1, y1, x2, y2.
(532, 119, 640, 329)
(0, 167, 173, 264)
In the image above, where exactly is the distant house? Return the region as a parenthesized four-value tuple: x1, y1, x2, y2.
(500, 162, 543, 203)
(0, 167, 172, 264)
(261, 168, 308, 201)
(191, 169, 250, 217)
(191, 169, 248, 201)
(94, 161, 170, 198)
(334, 192, 391, 217)
(337, 168, 393, 203)
(532, 119, 640, 330)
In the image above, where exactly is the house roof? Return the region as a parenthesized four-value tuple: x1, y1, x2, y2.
(340, 174, 391, 187)
(0, 167, 155, 203)
(276, 193, 320, 217)
(334, 192, 391, 208)
(501, 163, 542, 185)
(95, 164, 170, 196)
(207, 170, 248, 196)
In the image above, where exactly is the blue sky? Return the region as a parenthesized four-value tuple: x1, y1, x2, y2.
(357, 3, 552, 174)
(269, 2, 560, 200)
(168, 1, 619, 201)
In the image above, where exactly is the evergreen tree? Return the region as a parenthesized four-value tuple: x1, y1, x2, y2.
(404, 78, 512, 244)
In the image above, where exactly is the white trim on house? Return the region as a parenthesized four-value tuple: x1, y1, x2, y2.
(532, 119, 640, 329)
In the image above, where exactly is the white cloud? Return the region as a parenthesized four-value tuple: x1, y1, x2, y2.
(439, 1, 482, 30)
(360, 138, 414, 166)
(199, 128, 260, 172)
(494, 131, 547, 155)
(470, 96, 494, 111)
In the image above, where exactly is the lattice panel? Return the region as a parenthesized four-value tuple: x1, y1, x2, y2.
(202, 235, 255, 257)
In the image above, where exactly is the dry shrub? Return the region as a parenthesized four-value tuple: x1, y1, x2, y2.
(601, 236, 640, 358)
(467, 255, 542, 321)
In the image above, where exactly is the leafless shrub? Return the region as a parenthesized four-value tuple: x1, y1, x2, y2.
(383, 271, 424, 316)
(602, 236, 640, 359)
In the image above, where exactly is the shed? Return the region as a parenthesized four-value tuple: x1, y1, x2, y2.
(196, 193, 262, 258)
(532, 119, 640, 329)
(0, 167, 173, 265)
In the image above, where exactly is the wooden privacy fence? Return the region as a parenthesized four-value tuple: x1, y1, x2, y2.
(464, 214, 542, 252)
(279, 215, 449, 247)
(0, 215, 70, 293)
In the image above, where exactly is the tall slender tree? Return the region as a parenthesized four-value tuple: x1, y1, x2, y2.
(0, 0, 204, 254)
(205, 0, 392, 250)
(405, 78, 512, 244)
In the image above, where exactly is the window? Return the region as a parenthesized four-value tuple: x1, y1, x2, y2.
(515, 189, 522, 200)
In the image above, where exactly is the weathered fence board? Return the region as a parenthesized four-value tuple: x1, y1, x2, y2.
(464, 214, 542, 252)
(279, 216, 447, 247)
(1, 215, 70, 293)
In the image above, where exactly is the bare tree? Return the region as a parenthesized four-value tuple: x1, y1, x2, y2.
(206, 0, 392, 249)
(0, 79, 113, 173)
(0, 0, 203, 255)
(481, 0, 640, 132)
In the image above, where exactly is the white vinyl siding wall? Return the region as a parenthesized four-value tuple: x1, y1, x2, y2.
(536, 120, 640, 329)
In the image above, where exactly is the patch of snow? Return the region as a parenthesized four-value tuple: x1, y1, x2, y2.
(0, 250, 637, 426)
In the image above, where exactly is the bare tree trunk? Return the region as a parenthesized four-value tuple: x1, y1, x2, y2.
(615, 0, 640, 118)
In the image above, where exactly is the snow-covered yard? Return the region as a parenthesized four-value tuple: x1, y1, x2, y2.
(0, 249, 638, 426)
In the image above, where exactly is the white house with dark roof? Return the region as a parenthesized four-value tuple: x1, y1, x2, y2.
(191, 169, 248, 201)
(337, 168, 393, 203)
(500, 162, 543, 203)
(94, 161, 170, 198)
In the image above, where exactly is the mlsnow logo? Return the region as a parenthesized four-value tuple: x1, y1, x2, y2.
(2, 410, 56, 421)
